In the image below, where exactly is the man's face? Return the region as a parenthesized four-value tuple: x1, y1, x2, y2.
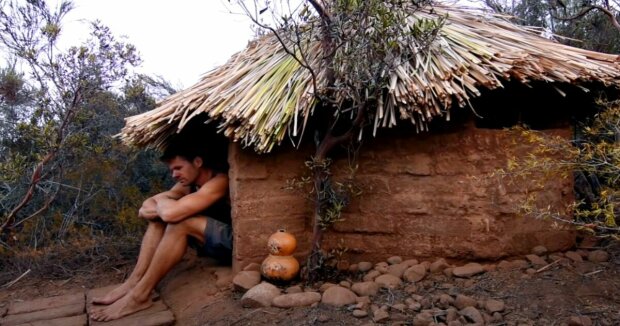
(167, 156, 201, 186)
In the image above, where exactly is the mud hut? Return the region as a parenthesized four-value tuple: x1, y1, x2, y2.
(119, 4, 620, 271)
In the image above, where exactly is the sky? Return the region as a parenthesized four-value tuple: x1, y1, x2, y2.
(55, 0, 255, 88)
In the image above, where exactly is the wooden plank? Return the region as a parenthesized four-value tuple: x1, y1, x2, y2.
(14, 314, 87, 326)
(90, 310, 175, 326)
(8, 293, 84, 315)
(85, 284, 121, 304)
(0, 303, 84, 326)
(86, 300, 168, 317)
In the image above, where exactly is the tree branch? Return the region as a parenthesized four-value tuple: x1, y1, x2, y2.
(552, 5, 620, 32)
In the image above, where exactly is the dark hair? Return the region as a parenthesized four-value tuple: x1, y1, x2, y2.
(160, 141, 229, 173)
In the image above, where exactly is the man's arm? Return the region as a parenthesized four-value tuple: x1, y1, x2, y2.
(139, 184, 189, 220)
(155, 174, 228, 223)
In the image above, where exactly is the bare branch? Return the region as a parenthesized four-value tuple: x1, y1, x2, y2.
(552, 5, 620, 32)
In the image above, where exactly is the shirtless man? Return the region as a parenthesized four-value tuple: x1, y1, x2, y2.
(90, 144, 232, 322)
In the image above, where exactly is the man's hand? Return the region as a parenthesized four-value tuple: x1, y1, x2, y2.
(138, 198, 159, 220)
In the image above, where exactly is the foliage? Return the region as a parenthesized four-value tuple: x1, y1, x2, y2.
(0, 0, 175, 279)
(481, 0, 620, 54)
(499, 99, 620, 239)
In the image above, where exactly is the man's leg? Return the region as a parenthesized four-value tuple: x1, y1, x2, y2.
(92, 220, 166, 305)
(90, 217, 207, 322)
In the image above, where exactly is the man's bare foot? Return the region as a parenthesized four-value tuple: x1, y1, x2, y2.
(92, 281, 136, 305)
(89, 293, 152, 322)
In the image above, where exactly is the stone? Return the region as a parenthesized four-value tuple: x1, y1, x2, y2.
(438, 294, 455, 308)
(430, 258, 450, 273)
(387, 256, 403, 265)
(356, 296, 371, 304)
(497, 260, 512, 271)
(403, 259, 419, 267)
(510, 259, 529, 269)
(372, 309, 390, 323)
(317, 314, 330, 322)
(339, 281, 351, 288)
(240, 282, 281, 308)
(408, 302, 422, 311)
(532, 245, 548, 255)
(392, 303, 407, 312)
(412, 311, 433, 326)
(272, 292, 321, 308)
(321, 286, 357, 307)
(492, 311, 503, 322)
(526, 254, 547, 266)
(351, 282, 380, 297)
(243, 262, 261, 272)
(452, 263, 485, 278)
(526, 268, 537, 275)
(482, 264, 497, 272)
(375, 262, 389, 274)
(443, 267, 454, 277)
(485, 299, 505, 313)
(587, 250, 609, 263)
(355, 301, 369, 310)
(358, 262, 373, 272)
(454, 294, 477, 310)
(387, 263, 409, 278)
(286, 285, 303, 294)
(353, 309, 368, 318)
(404, 284, 418, 293)
(448, 321, 463, 326)
(459, 306, 484, 324)
(374, 274, 402, 289)
(446, 307, 459, 321)
(319, 282, 337, 293)
(568, 316, 593, 326)
(233, 271, 261, 292)
(403, 264, 427, 282)
(363, 270, 381, 282)
(420, 261, 431, 271)
(349, 264, 359, 273)
(565, 251, 584, 263)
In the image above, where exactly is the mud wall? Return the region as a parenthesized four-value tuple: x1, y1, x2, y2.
(227, 121, 575, 271)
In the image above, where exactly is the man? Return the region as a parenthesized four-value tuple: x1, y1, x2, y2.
(90, 143, 231, 322)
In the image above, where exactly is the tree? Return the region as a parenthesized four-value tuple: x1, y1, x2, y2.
(233, 0, 445, 281)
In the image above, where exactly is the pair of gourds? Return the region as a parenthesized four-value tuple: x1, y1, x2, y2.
(261, 229, 300, 281)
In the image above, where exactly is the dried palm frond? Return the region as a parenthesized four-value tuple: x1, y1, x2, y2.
(119, 3, 620, 153)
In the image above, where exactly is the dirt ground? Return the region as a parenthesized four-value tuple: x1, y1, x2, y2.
(1, 241, 619, 326)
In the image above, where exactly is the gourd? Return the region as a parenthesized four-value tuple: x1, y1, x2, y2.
(261, 229, 300, 281)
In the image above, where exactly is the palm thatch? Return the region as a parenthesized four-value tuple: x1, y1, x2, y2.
(119, 3, 620, 153)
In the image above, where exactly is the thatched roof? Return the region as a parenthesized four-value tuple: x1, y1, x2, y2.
(119, 4, 620, 153)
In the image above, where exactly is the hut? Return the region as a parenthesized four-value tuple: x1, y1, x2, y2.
(119, 4, 620, 271)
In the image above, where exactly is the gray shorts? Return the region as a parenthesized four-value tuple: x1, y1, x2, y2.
(189, 217, 233, 263)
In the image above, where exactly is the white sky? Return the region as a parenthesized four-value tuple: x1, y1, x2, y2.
(56, 0, 255, 88)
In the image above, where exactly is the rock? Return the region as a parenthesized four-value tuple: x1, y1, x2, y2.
(459, 306, 484, 324)
(482, 264, 497, 272)
(510, 259, 529, 269)
(337, 260, 350, 271)
(403, 259, 419, 267)
(317, 314, 330, 322)
(354, 300, 369, 310)
(375, 262, 389, 274)
(420, 261, 431, 271)
(241, 282, 281, 307)
(438, 294, 455, 308)
(587, 250, 609, 263)
(272, 292, 321, 308)
(526, 268, 537, 275)
(482, 311, 494, 324)
(526, 254, 547, 266)
(403, 264, 427, 282)
(452, 263, 485, 278)
(286, 285, 303, 294)
(404, 284, 418, 293)
(497, 260, 512, 271)
(577, 249, 590, 258)
(243, 262, 261, 272)
(349, 264, 359, 273)
(492, 311, 503, 322)
(356, 296, 371, 304)
(353, 309, 368, 318)
(392, 303, 407, 312)
(375, 274, 402, 289)
(430, 258, 450, 273)
(387, 263, 409, 278)
(387, 256, 403, 265)
(373, 309, 390, 323)
(446, 307, 459, 321)
(565, 251, 584, 263)
(339, 281, 351, 288)
(319, 282, 337, 292)
(568, 316, 593, 326)
(321, 286, 357, 307)
(408, 302, 422, 311)
(485, 299, 505, 313)
(363, 270, 381, 282)
(448, 321, 463, 326)
(351, 281, 380, 297)
(443, 267, 454, 277)
(532, 245, 548, 255)
(358, 262, 373, 272)
(412, 311, 433, 326)
(454, 294, 477, 310)
(233, 271, 261, 292)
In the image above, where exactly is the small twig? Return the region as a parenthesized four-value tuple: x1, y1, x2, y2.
(2, 269, 31, 288)
(583, 269, 604, 277)
(535, 259, 562, 273)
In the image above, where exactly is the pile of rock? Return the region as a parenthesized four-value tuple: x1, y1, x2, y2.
(231, 246, 609, 325)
